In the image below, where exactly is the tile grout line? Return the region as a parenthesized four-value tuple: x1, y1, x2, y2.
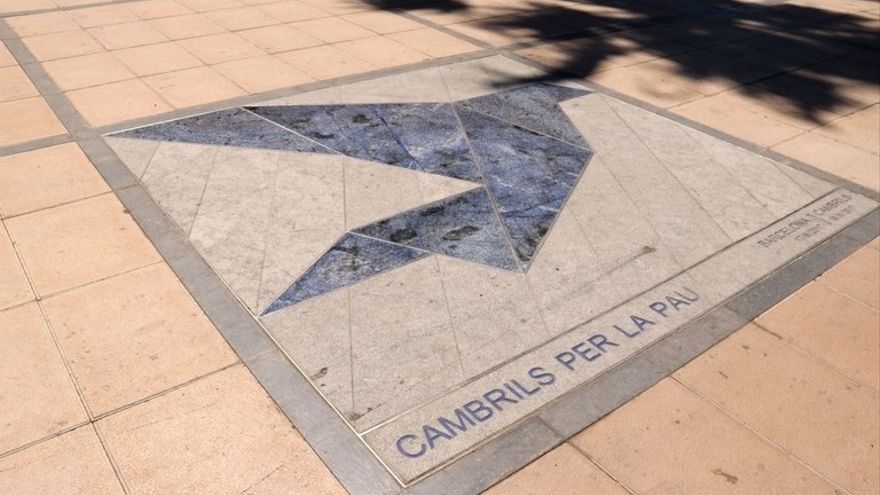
(671, 376, 857, 495)
(564, 439, 638, 495)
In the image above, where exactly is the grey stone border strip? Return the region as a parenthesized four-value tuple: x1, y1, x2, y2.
(2, 10, 878, 494)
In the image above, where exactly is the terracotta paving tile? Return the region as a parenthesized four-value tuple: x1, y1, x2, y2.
(88, 21, 169, 50)
(484, 443, 628, 495)
(772, 130, 880, 192)
(0, 65, 39, 103)
(238, 23, 323, 53)
(212, 55, 312, 93)
(0, 303, 87, 454)
(144, 66, 245, 107)
(178, 32, 264, 64)
(870, 237, 880, 251)
(817, 245, 880, 309)
(69, 5, 140, 28)
(0, 225, 32, 310)
(573, 378, 843, 494)
(0, 0, 55, 15)
(147, 13, 226, 40)
(0, 43, 15, 67)
(278, 44, 376, 80)
(258, 0, 331, 22)
(341, 10, 425, 34)
(67, 79, 172, 126)
(125, 0, 194, 19)
(98, 365, 347, 494)
(675, 325, 880, 494)
(335, 36, 429, 69)
(388, 28, 480, 58)
(5, 11, 81, 37)
(22, 30, 104, 62)
(5, 194, 161, 296)
(113, 41, 202, 76)
(43, 263, 237, 415)
(589, 65, 706, 109)
(0, 426, 123, 494)
(0, 97, 66, 146)
(0, 143, 109, 218)
(177, 0, 245, 12)
(207, 6, 280, 31)
(292, 16, 375, 43)
(43, 52, 135, 91)
(672, 94, 806, 147)
(300, 0, 369, 15)
(814, 104, 880, 155)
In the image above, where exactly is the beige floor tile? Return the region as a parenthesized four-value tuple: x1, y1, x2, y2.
(88, 21, 169, 50)
(818, 245, 880, 309)
(0, 43, 15, 67)
(757, 281, 879, 389)
(388, 28, 480, 58)
(573, 378, 843, 494)
(5, 194, 161, 296)
(147, 13, 225, 40)
(0, 143, 108, 218)
(6, 11, 81, 37)
(68, 79, 172, 126)
(213, 55, 312, 92)
(207, 6, 280, 31)
(292, 16, 375, 43)
(0, 65, 38, 103)
(0, 426, 123, 494)
(342, 10, 425, 34)
(43, 263, 236, 415)
(0, 97, 66, 146)
(485, 443, 628, 495)
(772, 131, 880, 192)
(0, 303, 87, 454)
(113, 42, 202, 76)
(589, 65, 705, 109)
(335, 36, 429, 69)
(815, 104, 880, 154)
(0, 0, 54, 14)
(258, 0, 331, 22)
(0, 225, 32, 310)
(675, 325, 880, 494)
(177, 0, 244, 12)
(98, 365, 346, 494)
(278, 44, 376, 80)
(871, 237, 880, 250)
(300, 0, 368, 15)
(43, 52, 135, 91)
(144, 66, 245, 107)
(70, 5, 140, 28)
(125, 0, 194, 19)
(22, 30, 104, 62)
(238, 23, 323, 53)
(672, 94, 806, 147)
(178, 32, 264, 64)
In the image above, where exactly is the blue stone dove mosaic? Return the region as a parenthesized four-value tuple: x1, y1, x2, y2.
(112, 83, 593, 314)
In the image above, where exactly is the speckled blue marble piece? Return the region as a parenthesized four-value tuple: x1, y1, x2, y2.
(115, 108, 332, 154)
(262, 233, 429, 314)
(459, 107, 592, 265)
(247, 104, 480, 181)
(457, 83, 590, 147)
(354, 188, 518, 271)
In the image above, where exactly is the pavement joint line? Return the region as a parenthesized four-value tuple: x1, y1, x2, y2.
(0, 133, 71, 157)
(1, 8, 878, 495)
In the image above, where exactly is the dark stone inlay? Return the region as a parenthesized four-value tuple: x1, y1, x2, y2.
(354, 188, 519, 271)
(114, 108, 332, 154)
(262, 233, 430, 315)
(247, 104, 481, 181)
(458, 108, 592, 265)
(457, 83, 591, 147)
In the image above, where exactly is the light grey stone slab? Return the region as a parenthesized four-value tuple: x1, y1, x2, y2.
(604, 96, 778, 240)
(140, 141, 217, 233)
(438, 55, 544, 101)
(104, 136, 159, 179)
(563, 93, 733, 267)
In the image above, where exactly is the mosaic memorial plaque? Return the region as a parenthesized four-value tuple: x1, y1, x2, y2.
(106, 56, 878, 483)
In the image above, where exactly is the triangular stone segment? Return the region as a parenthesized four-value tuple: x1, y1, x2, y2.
(354, 188, 519, 271)
(262, 233, 429, 315)
(247, 103, 481, 181)
(457, 107, 592, 265)
(113, 108, 332, 154)
(456, 83, 591, 147)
